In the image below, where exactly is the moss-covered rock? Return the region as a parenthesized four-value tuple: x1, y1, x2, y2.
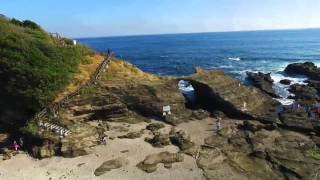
(137, 152, 184, 173)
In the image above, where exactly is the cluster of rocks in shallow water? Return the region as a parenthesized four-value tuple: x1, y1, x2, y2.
(283, 62, 320, 103)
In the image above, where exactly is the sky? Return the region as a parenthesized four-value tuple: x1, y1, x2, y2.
(1, 0, 320, 38)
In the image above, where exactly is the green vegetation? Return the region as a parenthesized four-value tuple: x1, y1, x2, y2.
(80, 86, 97, 96)
(0, 15, 94, 125)
(308, 147, 320, 160)
(20, 120, 39, 136)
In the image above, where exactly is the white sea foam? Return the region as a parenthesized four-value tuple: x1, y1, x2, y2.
(270, 73, 308, 85)
(270, 72, 308, 105)
(160, 55, 169, 58)
(218, 65, 233, 69)
(178, 80, 195, 102)
(228, 57, 241, 61)
(274, 98, 295, 106)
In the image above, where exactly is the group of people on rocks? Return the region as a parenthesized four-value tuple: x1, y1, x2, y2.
(282, 102, 320, 119)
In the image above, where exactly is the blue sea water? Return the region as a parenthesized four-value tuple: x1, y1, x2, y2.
(78, 29, 320, 105)
(78, 29, 320, 80)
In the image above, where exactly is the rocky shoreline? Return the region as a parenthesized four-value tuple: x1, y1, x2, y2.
(1, 60, 320, 179)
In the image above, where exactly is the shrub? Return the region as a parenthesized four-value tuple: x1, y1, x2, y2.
(0, 16, 94, 123)
(20, 120, 39, 136)
(22, 20, 41, 29)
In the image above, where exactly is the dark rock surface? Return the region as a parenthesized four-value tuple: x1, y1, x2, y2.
(137, 152, 184, 173)
(169, 129, 195, 151)
(280, 79, 292, 85)
(146, 123, 165, 132)
(279, 111, 320, 133)
(284, 62, 320, 80)
(246, 72, 278, 98)
(289, 84, 319, 103)
(145, 132, 170, 147)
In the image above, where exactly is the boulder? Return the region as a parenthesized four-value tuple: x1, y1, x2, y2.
(285, 62, 320, 80)
(137, 152, 184, 173)
(94, 157, 128, 176)
(60, 123, 99, 157)
(280, 79, 292, 85)
(145, 132, 170, 147)
(169, 130, 195, 151)
(246, 72, 278, 98)
(31, 140, 56, 159)
(146, 123, 165, 132)
(187, 69, 279, 123)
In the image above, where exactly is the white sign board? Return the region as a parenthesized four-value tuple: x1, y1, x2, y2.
(163, 105, 171, 116)
(163, 105, 171, 112)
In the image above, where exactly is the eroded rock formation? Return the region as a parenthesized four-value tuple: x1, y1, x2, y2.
(186, 69, 279, 123)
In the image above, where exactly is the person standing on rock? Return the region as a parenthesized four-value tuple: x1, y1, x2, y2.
(103, 136, 108, 145)
(216, 117, 222, 133)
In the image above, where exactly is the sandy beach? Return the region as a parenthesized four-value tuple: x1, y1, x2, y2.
(0, 118, 229, 180)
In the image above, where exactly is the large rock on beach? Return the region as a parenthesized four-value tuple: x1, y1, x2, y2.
(137, 151, 184, 173)
(94, 157, 128, 176)
(145, 132, 171, 147)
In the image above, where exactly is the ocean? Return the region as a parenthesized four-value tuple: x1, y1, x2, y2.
(78, 29, 320, 104)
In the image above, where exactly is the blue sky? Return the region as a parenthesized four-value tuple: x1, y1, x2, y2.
(2, 0, 320, 38)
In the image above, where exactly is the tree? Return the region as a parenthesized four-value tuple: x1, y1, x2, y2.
(22, 20, 41, 29)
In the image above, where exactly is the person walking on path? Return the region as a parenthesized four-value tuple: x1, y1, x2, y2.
(13, 141, 20, 151)
(19, 137, 24, 148)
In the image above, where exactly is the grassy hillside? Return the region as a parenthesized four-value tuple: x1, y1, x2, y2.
(0, 16, 94, 126)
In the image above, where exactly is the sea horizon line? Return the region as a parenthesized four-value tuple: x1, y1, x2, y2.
(75, 27, 320, 40)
